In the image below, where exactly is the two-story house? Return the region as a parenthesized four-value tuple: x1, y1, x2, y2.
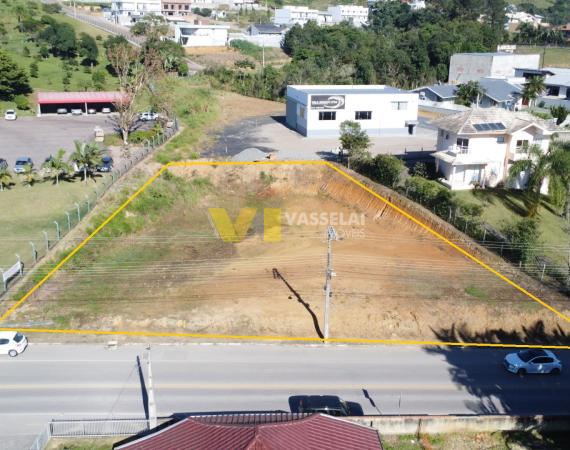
(431, 108, 559, 190)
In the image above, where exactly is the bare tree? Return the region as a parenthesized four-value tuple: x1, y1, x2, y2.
(107, 43, 161, 145)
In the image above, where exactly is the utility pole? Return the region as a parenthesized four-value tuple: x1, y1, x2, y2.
(147, 346, 157, 429)
(323, 226, 338, 341)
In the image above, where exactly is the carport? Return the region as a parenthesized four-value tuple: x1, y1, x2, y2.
(36, 91, 123, 116)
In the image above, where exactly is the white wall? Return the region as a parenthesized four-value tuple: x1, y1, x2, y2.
(448, 53, 541, 84)
(176, 26, 229, 46)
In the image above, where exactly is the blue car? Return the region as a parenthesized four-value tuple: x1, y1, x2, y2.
(504, 349, 562, 375)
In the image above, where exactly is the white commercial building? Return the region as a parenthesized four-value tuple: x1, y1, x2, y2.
(286, 85, 419, 138)
(174, 23, 229, 46)
(274, 6, 321, 26)
(327, 5, 368, 27)
(448, 52, 541, 84)
(111, 0, 162, 26)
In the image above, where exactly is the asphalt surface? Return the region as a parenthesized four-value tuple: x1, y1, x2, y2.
(0, 115, 115, 168)
(1, 343, 569, 449)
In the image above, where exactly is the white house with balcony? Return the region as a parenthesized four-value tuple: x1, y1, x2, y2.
(327, 5, 368, 27)
(111, 0, 162, 26)
(431, 108, 559, 190)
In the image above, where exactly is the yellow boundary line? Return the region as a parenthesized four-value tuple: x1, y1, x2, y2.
(1, 160, 569, 350)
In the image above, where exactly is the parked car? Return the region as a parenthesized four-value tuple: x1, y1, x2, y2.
(0, 331, 28, 357)
(96, 155, 114, 172)
(56, 108, 68, 115)
(87, 108, 97, 114)
(4, 109, 17, 121)
(101, 107, 112, 114)
(504, 349, 562, 375)
(13, 157, 33, 174)
(0, 158, 8, 170)
(71, 108, 83, 116)
(139, 111, 158, 121)
(289, 395, 362, 417)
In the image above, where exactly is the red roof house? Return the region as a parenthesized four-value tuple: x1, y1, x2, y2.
(114, 413, 383, 450)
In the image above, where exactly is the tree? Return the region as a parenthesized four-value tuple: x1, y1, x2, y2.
(501, 218, 540, 265)
(29, 61, 39, 78)
(455, 81, 485, 107)
(39, 21, 77, 58)
(69, 141, 103, 182)
(131, 14, 169, 39)
(0, 167, 13, 191)
(339, 120, 371, 161)
(522, 76, 545, 108)
(19, 164, 37, 188)
(550, 105, 569, 126)
(548, 140, 570, 220)
(107, 42, 161, 144)
(0, 51, 32, 100)
(508, 144, 553, 217)
(78, 33, 99, 66)
(43, 149, 71, 185)
(91, 68, 106, 91)
(370, 154, 405, 188)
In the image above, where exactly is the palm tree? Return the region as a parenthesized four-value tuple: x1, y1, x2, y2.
(548, 140, 570, 220)
(455, 81, 485, 107)
(508, 144, 553, 217)
(522, 76, 545, 108)
(19, 164, 37, 188)
(42, 149, 71, 185)
(69, 141, 103, 182)
(0, 167, 13, 191)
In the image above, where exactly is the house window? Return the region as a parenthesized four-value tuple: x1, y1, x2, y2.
(299, 107, 305, 119)
(516, 139, 529, 153)
(355, 111, 372, 120)
(319, 111, 336, 121)
(391, 101, 408, 111)
(497, 136, 505, 143)
(456, 138, 469, 154)
(547, 86, 560, 96)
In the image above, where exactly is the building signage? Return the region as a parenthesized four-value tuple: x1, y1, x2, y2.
(310, 95, 346, 110)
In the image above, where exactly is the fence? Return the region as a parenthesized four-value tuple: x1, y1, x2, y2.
(0, 121, 179, 300)
(30, 418, 152, 450)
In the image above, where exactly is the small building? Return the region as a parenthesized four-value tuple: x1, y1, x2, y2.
(114, 413, 383, 450)
(414, 78, 523, 110)
(431, 108, 559, 190)
(515, 67, 570, 109)
(327, 5, 368, 27)
(36, 91, 123, 116)
(273, 6, 332, 26)
(286, 85, 419, 138)
(448, 52, 540, 84)
(111, 0, 162, 26)
(174, 23, 229, 46)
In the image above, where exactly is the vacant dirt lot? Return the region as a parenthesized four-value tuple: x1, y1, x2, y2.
(6, 164, 570, 343)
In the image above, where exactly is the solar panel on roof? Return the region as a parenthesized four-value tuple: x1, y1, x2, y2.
(474, 122, 506, 132)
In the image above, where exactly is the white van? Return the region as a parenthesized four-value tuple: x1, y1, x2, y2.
(0, 331, 28, 357)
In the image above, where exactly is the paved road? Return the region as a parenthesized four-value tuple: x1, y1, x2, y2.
(0, 115, 114, 168)
(1, 343, 569, 449)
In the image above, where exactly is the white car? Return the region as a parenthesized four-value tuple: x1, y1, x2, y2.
(504, 349, 562, 375)
(139, 111, 158, 121)
(101, 107, 112, 114)
(4, 109, 17, 120)
(0, 331, 28, 357)
(71, 108, 83, 116)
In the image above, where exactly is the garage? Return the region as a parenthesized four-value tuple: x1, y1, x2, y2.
(36, 91, 123, 116)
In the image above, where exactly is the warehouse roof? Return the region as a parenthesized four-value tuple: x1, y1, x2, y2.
(37, 91, 123, 104)
(115, 413, 383, 450)
(288, 85, 406, 95)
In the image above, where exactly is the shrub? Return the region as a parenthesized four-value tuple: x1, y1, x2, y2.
(501, 218, 540, 265)
(235, 59, 255, 69)
(405, 176, 454, 217)
(14, 94, 30, 110)
(29, 61, 39, 78)
(230, 39, 262, 59)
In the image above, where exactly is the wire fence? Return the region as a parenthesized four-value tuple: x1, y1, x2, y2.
(29, 418, 152, 450)
(0, 121, 179, 299)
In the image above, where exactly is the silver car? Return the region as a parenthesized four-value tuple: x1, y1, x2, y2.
(504, 349, 562, 375)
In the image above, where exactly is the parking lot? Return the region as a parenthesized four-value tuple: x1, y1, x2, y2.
(0, 115, 115, 168)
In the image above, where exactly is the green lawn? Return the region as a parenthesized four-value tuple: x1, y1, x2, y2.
(510, 0, 554, 7)
(0, 1, 117, 113)
(515, 46, 570, 68)
(454, 189, 570, 265)
(0, 175, 109, 270)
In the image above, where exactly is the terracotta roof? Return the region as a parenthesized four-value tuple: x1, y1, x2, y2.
(37, 91, 124, 104)
(430, 107, 559, 135)
(115, 414, 383, 450)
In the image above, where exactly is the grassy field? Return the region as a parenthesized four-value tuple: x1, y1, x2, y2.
(0, 175, 108, 269)
(0, 1, 117, 112)
(510, 0, 554, 7)
(454, 189, 570, 265)
(515, 46, 570, 68)
(6, 165, 568, 344)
